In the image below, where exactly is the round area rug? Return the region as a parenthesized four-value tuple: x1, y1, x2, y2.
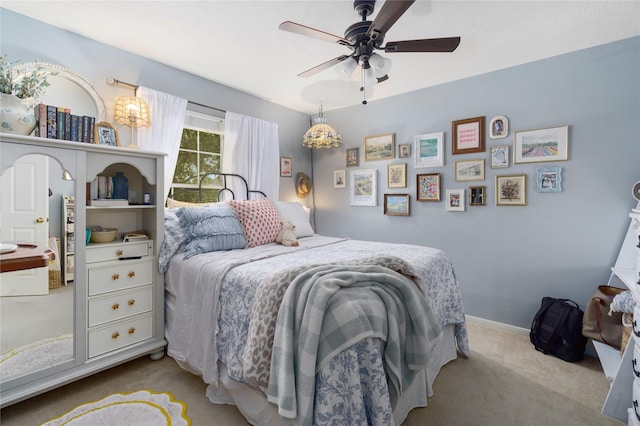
(0, 334, 73, 380)
(41, 389, 191, 426)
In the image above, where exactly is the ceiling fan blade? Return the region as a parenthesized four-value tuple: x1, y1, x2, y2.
(367, 0, 415, 42)
(279, 21, 350, 46)
(384, 37, 461, 53)
(298, 55, 352, 78)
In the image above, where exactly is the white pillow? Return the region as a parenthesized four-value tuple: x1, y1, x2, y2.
(272, 201, 315, 238)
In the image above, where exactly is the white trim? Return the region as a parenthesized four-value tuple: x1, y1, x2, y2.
(465, 315, 530, 337)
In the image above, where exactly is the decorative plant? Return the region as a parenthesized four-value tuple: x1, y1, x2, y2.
(0, 56, 49, 100)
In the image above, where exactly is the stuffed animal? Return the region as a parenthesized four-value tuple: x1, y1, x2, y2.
(275, 220, 299, 247)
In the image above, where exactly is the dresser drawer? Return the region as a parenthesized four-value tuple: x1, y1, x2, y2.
(89, 286, 153, 327)
(86, 240, 153, 264)
(88, 313, 153, 358)
(88, 258, 153, 296)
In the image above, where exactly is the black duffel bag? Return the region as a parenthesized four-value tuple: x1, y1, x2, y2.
(530, 297, 587, 362)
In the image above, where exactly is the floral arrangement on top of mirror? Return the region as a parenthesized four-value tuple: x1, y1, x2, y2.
(0, 56, 49, 100)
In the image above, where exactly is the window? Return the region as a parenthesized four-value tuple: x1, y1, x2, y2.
(169, 110, 224, 203)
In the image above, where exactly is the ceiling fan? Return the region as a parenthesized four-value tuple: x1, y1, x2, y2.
(279, 0, 461, 104)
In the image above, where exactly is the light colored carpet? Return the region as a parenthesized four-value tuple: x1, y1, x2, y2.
(0, 319, 625, 425)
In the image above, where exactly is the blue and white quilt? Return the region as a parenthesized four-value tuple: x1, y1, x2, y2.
(164, 235, 468, 425)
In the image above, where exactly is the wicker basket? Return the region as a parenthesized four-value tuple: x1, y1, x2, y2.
(621, 313, 633, 355)
(90, 228, 118, 243)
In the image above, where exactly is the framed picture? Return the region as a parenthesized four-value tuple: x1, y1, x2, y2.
(514, 125, 569, 164)
(417, 173, 441, 201)
(536, 167, 562, 192)
(384, 194, 410, 216)
(452, 116, 485, 155)
(490, 145, 510, 168)
(399, 143, 411, 158)
(414, 132, 444, 168)
(346, 147, 360, 167)
(94, 122, 120, 147)
(280, 157, 292, 177)
(387, 163, 407, 188)
(333, 169, 346, 189)
(446, 189, 465, 211)
(489, 115, 509, 139)
(349, 169, 377, 206)
(496, 174, 526, 206)
(469, 185, 486, 206)
(455, 159, 485, 182)
(365, 133, 395, 161)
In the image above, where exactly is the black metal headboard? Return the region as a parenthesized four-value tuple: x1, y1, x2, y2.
(168, 172, 267, 204)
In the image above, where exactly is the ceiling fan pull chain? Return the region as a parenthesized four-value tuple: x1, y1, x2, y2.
(360, 68, 368, 105)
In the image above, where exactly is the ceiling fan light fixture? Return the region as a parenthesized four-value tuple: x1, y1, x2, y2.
(363, 65, 377, 87)
(302, 104, 342, 149)
(336, 57, 358, 81)
(369, 53, 392, 78)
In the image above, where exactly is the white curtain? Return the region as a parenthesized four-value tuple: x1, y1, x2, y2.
(222, 111, 279, 199)
(136, 87, 188, 201)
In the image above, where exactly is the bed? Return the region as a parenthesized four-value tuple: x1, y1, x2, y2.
(160, 176, 468, 425)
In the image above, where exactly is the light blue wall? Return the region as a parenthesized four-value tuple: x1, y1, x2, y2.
(316, 36, 640, 328)
(0, 8, 311, 202)
(2, 8, 638, 330)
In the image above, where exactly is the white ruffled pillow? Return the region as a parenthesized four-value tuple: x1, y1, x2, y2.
(272, 201, 315, 238)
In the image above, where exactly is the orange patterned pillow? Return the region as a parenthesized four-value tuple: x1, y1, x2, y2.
(228, 199, 281, 248)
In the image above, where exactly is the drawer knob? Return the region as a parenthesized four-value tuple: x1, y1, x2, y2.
(112, 303, 120, 310)
(112, 273, 120, 281)
(128, 327, 135, 335)
(128, 271, 136, 278)
(128, 299, 135, 306)
(116, 250, 123, 256)
(112, 331, 120, 339)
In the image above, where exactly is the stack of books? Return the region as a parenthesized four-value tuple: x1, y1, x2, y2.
(33, 103, 96, 143)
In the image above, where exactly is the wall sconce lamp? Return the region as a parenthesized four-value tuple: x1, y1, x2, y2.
(113, 96, 151, 149)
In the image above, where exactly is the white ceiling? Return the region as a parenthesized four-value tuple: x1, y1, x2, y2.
(3, 1, 639, 115)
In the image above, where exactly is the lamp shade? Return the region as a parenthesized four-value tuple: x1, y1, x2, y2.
(369, 53, 392, 78)
(302, 105, 342, 149)
(113, 96, 151, 128)
(336, 57, 358, 81)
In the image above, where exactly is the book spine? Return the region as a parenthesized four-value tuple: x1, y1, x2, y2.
(56, 107, 65, 140)
(77, 118, 83, 143)
(70, 115, 80, 142)
(89, 117, 96, 143)
(46, 105, 57, 138)
(34, 103, 47, 137)
(82, 116, 90, 142)
(64, 108, 71, 141)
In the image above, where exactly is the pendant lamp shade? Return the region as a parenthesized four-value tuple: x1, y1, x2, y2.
(302, 105, 342, 149)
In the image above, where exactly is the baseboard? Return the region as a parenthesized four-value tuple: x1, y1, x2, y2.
(465, 315, 530, 337)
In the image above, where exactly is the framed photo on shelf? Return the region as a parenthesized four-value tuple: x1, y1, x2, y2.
(94, 122, 120, 147)
(280, 157, 292, 177)
(399, 143, 411, 158)
(455, 159, 485, 182)
(536, 167, 562, 192)
(446, 189, 465, 211)
(349, 169, 377, 206)
(384, 194, 410, 216)
(387, 163, 407, 188)
(414, 132, 444, 168)
(490, 145, 510, 168)
(416, 173, 441, 201)
(365, 133, 395, 161)
(489, 115, 508, 139)
(495, 174, 526, 206)
(333, 169, 346, 189)
(452, 116, 485, 155)
(514, 125, 568, 164)
(469, 186, 486, 206)
(346, 147, 360, 167)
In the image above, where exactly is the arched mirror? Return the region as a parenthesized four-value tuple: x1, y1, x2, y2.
(0, 153, 75, 382)
(11, 62, 107, 122)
